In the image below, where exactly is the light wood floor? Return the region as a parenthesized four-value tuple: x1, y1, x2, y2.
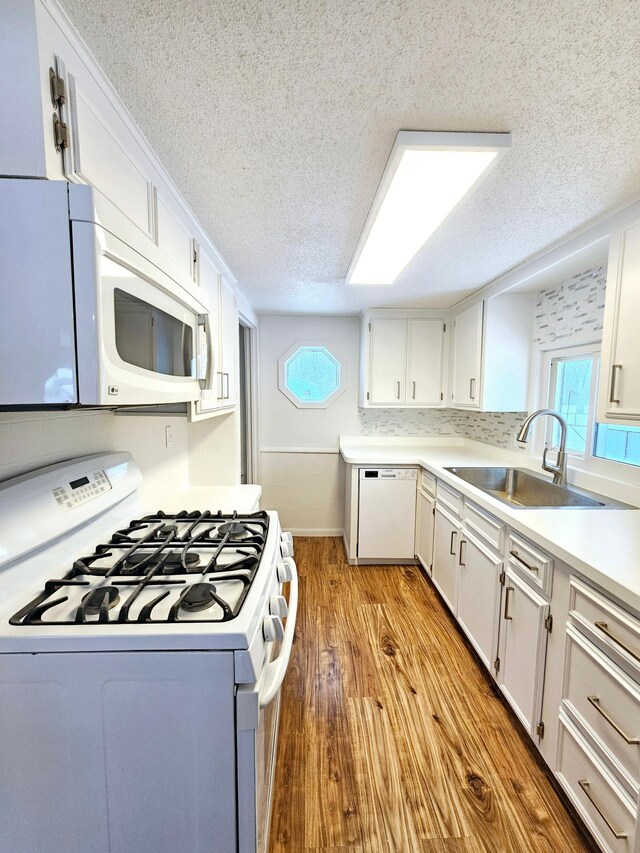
(269, 537, 594, 853)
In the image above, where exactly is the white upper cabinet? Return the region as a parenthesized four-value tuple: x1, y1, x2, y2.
(154, 190, 196, 283)
(407, 319, 445, 406)
(361, 311, 447, 408)
(219, 276, 238, 407)
(597, 217, 640, 424)
(3, 0, 238, 309)
(189, 255, 238, 421)
(369, 319, 407, 404)
(450, 294, 535, 412)
(452, 303, 483, 407)
(63, 59, 154, 239)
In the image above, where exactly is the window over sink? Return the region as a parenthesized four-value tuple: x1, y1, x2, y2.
(545, 347, 640, 468)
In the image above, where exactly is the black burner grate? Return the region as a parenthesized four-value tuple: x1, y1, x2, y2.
(9, 510, 269, 627)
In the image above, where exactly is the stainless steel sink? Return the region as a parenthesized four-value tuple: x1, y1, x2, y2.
(444, 467, 635, 509)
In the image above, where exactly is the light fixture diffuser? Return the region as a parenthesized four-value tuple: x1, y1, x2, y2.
(346, 131, 511, 285)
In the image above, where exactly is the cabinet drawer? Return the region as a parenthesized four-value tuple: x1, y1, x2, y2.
(557, 716, 636, 853)
(463, 500, 504, 552)
(570, 577, 640, 678)
(419, 469, 436, 497)
(564, 626, 640, 797)
(507, 532, 553, 596)
(436, 481, 463, 518)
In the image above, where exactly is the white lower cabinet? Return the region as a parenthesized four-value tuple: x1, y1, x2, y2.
(557, 715, 637, 853)
(415, 489, 435, 573)
(432, 503, 460, 614)
(496, 567, 551, 739)
(456, 531, 503, 672)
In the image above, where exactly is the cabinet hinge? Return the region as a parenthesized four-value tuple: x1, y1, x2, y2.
(494, 657, 500, 672)
(440, 392, 444, 401)
(499, 570, 506, 586)
(52, 113, 70, 151)
(536, 721, 545, 738)
(545, 614, 553, 633)
(49, 67, 67, 108)
(432, 505, 436, 516)
(443, 323, 447, 332)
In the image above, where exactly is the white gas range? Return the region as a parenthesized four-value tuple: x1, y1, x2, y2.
(0, 452, 298, 853)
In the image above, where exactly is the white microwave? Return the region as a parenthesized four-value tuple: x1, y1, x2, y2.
(0, 179, 211, 407)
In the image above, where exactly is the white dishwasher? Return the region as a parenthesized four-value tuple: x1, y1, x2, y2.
(357, 468, 418, 560)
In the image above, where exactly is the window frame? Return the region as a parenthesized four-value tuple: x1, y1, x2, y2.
(532, 342, 640, 486)
(277, 341, 347, 409)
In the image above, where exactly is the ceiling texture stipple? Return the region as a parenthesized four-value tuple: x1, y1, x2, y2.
(61, 0, 640, 314)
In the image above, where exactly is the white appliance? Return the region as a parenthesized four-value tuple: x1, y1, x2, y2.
(357, 467, 418, 560)
(0, 453, 298, 853)
(0, 179, 211, 406)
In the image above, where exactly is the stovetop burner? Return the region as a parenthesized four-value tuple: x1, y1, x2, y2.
(217, 521, 251, 540)
(9, 510, 270, 628)
(180, 583, 218, 613)
(81, 586, 120, 615)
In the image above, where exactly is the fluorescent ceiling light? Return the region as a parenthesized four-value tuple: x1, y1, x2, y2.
(347, 131, 511, 285)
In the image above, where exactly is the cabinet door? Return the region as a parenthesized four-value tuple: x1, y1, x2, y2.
(369, 319, 407, 404)
(497, 569, 550, 738)
(452, 303, 483, 408)
(155, 190, 196, 283)
(456, 532, 502, 671)
(416, 490, 435, 572)
(407, 319, 444, 406)
(219, 276, 238, 406)
(432, 504, 460, 614)
(598, 217, 640, 422)
(191, 248, 220, 417)
(64, 62, 154, 238)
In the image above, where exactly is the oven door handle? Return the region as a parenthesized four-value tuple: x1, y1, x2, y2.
(259, 557, 299, 709)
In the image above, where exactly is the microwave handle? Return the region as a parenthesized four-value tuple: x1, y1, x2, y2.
(196, 313, 212, 387)
(259, 557, 299, 709)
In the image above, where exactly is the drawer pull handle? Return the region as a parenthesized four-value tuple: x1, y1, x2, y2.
(595, 621, 640, 663)
(577, 779, 627, 840)
(587, 696, 639, 745)
(509, 550, 538, 572)
(504, 586, 514, 620)
(459, 539, 466, 567)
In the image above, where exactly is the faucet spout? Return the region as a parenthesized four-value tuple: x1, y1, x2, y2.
(516, 409, 568, 486)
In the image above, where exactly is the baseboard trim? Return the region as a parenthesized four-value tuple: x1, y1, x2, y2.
(289, 528, 344, 537)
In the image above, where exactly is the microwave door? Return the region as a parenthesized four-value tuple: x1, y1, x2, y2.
(72, 221, 208, 406)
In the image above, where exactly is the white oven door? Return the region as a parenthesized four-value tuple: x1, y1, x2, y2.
(72, 221, 211, 405)
(236, 559, 298, 853)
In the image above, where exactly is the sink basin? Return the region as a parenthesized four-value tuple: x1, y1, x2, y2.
(444, 467, 635, 509)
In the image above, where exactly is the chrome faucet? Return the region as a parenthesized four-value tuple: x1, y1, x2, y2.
(516, 409, 568, 486)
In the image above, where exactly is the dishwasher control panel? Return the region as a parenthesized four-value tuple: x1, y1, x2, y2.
(359, 468, 417, 480)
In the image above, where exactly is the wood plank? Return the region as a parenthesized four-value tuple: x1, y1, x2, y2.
(269, 538, 593, 853)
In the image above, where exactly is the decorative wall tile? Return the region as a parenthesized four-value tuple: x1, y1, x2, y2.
(358, 408, 527, 449)
(534, 264, 606, 346)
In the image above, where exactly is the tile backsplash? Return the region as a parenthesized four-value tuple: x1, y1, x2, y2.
(534, 264, 606, 346)
(358, 408, 527, 449)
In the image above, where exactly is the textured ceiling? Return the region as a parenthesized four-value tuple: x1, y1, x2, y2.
(61, 0, 640, 314)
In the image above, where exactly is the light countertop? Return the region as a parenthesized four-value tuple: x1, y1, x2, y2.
(141, 484, 262, 515)
(340, 436, 640, 614)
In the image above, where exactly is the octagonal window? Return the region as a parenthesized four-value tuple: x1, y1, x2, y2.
(278, 344, 345, 408)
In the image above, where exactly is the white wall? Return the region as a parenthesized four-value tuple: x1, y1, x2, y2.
(0, 409, 189, 507)
(258, 315, 359, 534)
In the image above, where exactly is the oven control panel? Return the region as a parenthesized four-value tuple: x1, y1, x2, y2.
(52, 469, 112, 512)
